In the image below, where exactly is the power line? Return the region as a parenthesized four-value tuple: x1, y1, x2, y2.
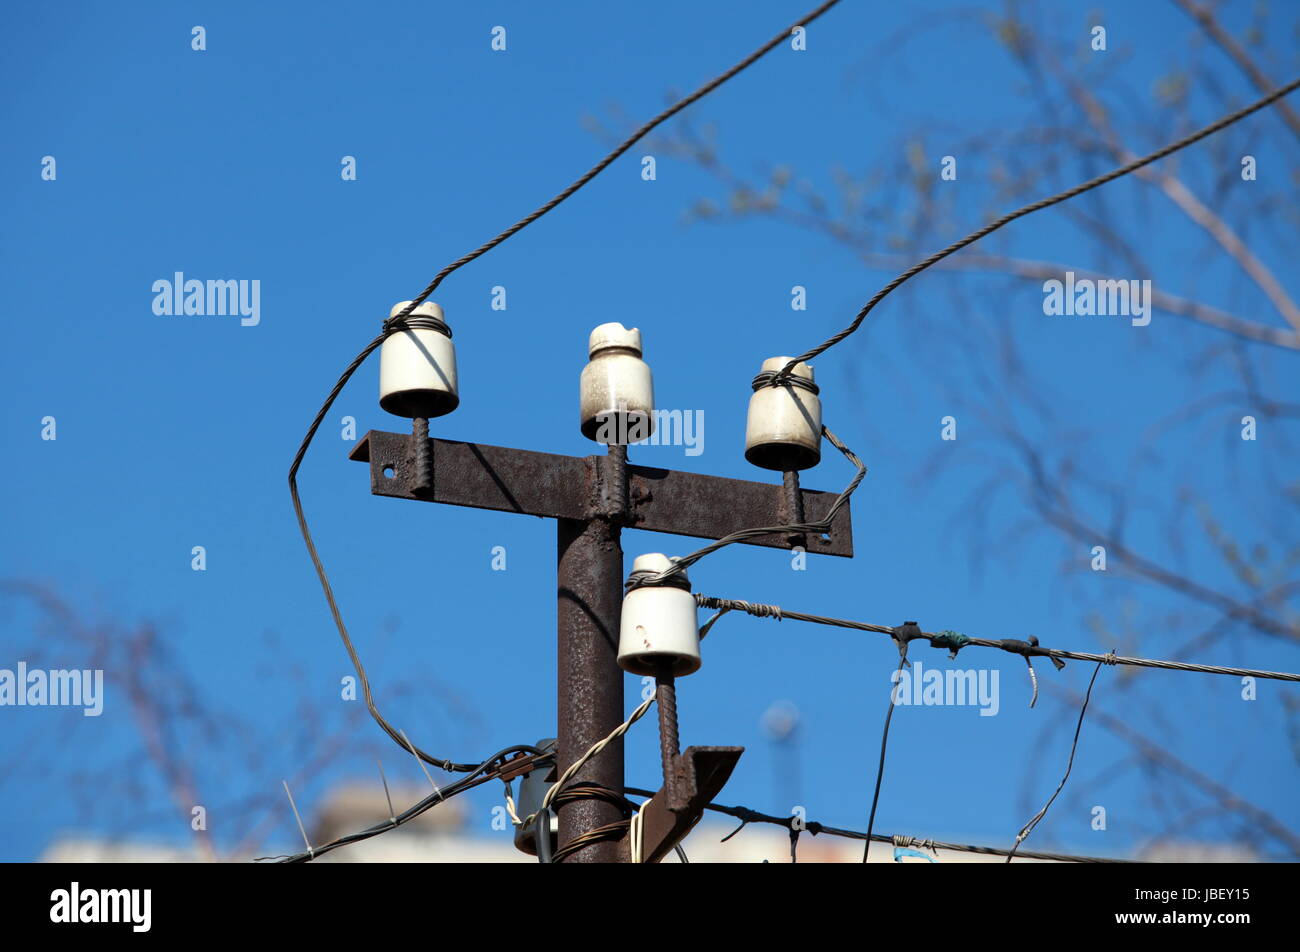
(1007, 662, 1105, 862)
(522, 696, 656, 830)
(692, 594, 1296, 861)
(392, 0, 845, 324)
(623, 787, 1134, 863)
(775, 74, 1300, 380)
(694, 595, 1300, 682)
(864, 649, 909, 863)
(286, 332, 480, 770)
(258, 744, 543, 863)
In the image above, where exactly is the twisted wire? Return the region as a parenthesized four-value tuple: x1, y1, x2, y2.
(524, 695, 656, 829)
(390, 0, 846, 325)
(622, 787, 1133, 863)
(693, 595, 1300, 682)
(631, 426, 865, 587)
(776, 75, 1300, 381)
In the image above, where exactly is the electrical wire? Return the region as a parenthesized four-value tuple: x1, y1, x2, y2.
(1006, 661, 1106, 862)
(775, 75, 1300, 380)
(288, 0, 847, 772)
(389, 0, 845, 325)
(551, 820, 633, 863)
(524, 695, 656, 830)
(629, 800, 648, 863)
(260, 743, 544, 863)
(287, 331, 488, 771)
(535, 808, 554, 865)
(693, 595, 1300, 682)
(537, 782, 640, 863)
(632, 425, 865, 587)
(623, 788, 1132, 862)
(863, 651, 908, 863)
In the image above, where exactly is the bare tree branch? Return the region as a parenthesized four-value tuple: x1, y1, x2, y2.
(1172, 0, 1300, 145)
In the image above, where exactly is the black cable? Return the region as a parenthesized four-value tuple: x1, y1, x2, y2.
(261, 743, 543, 863)
(288, 332, 481, 773)
(1006, 661, 1105, 862)
(536, 808, 553, 864)
(778, 75, 1300, 379)
(622, 786, 1132, 862)
(390, 0, 845, 325)
(693, 594, 1300, 682)
(862, 652, 908, 862)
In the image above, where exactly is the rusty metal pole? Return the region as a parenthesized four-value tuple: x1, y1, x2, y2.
(556, 507, 625, 861)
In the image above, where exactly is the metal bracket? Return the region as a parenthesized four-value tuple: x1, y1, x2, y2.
(626, 745, 744, 863)
(351, 432, 852, 556)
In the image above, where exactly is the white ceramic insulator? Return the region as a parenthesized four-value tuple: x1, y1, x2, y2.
(580, 322, 655, 443)
(617, 553, 701, 677)
(379, 300, 459, 418)
(744, 356, 821, 471)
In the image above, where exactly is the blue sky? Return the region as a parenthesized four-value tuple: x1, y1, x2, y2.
(2, 1, 1298, 862)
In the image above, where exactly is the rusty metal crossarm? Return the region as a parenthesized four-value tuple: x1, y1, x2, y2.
(351, 431, 852, 555)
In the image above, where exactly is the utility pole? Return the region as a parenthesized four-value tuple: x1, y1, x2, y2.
(355, 315, 853, 862)
(555, 460, 626, 863)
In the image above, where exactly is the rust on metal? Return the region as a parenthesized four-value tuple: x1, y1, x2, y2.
(351, 432, 588, 520)
(496, 753, 543, 783)
(556, 514, 625, 862)
(349, 430, 853, 862)
(654, 669, 683, 808)
(625, 462, 850, 556)
(352, 431, 852, 556)
(411, 417, 433, 497)
(629, 746, 744, 863)
(596, 443, 631, 521)
(781, 469, 807, 550)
